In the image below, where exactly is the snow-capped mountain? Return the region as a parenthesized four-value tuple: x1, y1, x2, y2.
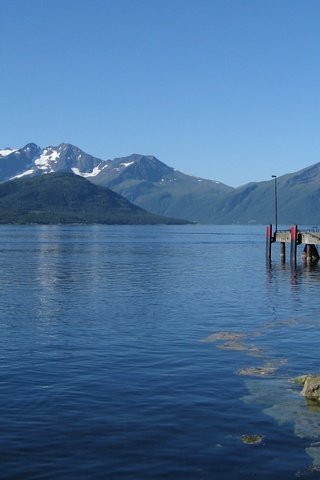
(1, 143, 173, 184)
(1, 142, 228, 189)
(3, 141, 320, 224)
(2, 143, 108, 180)
(0, 143, 41, 180)
(0, 142, 232, 222)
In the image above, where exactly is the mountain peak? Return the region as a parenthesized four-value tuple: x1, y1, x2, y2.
(109, 154, 174, 182)
(23, 143, 39, 150)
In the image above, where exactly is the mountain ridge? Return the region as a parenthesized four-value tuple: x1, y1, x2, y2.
(1, 142, 320, 224)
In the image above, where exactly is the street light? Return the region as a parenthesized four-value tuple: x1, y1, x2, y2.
(271, 175, 278, 233)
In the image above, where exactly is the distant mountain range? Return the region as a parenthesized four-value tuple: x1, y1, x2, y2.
(1, 143, 320, 224)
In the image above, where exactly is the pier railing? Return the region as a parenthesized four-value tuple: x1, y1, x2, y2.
(266, 224, 320, 265)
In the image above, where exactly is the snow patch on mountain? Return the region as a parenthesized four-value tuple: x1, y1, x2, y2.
(11, 169, 35, 180)
(71, 166, 102, 178)
(0, 148, 18, 157)
(120, 161, 134, 168)
(35, 149, 60, 171)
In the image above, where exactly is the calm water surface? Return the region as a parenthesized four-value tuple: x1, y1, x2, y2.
(0, 225, 319, 479)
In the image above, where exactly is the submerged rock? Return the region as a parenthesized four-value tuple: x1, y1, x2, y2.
(242, 377, 290, 406)
(237, 360, 287, 377)
(201, 331, 246, 343)
(217, 341, 263, 357)
(241, 434, 264, 444)
(238, 365, 277, 376)
(306, 442, 320, 466)
(302, 376, 320, 401)
(202, 330, 262, 343)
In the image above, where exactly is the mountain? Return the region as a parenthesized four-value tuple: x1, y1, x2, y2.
(210, 162, 320, 225)
(0, 143, 233, 222)
(90, 154, 233, 222)
(0, 143, 41, 179)
(96, 157, 320, 224)
(0, 143, 106, 180)
(2, 142, 320, 224)
(0, 173, 189, 225)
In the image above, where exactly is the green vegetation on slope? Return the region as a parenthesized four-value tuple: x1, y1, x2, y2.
(0, 173, 189, 225)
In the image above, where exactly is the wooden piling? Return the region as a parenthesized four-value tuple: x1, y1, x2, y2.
(312, 245, 320, 262)
(290, 225, 298, 266)
(266, 224, 273, 263)
(303, 244, 320, 262)
(306, 244, 312, 261)
(280, 242, 286, 263)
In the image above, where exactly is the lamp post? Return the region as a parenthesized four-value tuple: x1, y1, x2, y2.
(271, 175, 278, 233)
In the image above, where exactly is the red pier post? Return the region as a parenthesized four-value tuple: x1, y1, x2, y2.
(290, 225, 298, 266)
(266, 224, 273, 263)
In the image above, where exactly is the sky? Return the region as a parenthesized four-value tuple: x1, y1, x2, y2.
(0, 0, 320, 187)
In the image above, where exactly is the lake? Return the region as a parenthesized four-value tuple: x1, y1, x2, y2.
(0, 224, 319, 479)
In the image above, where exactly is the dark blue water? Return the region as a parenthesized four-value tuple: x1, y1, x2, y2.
(0, 225, 319, 479)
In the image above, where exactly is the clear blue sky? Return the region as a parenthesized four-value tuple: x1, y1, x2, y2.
(1, 0, 319, 186)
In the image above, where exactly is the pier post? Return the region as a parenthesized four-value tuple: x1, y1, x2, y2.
(290, 225, 298, 266)
(266, 224, 273, 263)
(306, 244, 312, 261)
(280, 242, 286, 263)
(312, 245, 320, 262)
(303, 244, 320, 262)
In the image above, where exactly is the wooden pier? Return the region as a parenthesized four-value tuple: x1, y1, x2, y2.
(266, 224, 320, 265)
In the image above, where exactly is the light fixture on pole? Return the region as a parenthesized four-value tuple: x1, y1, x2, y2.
(271, 175, 278, 233)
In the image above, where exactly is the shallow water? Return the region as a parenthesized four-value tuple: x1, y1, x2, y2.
(0, 224, 319, 479)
